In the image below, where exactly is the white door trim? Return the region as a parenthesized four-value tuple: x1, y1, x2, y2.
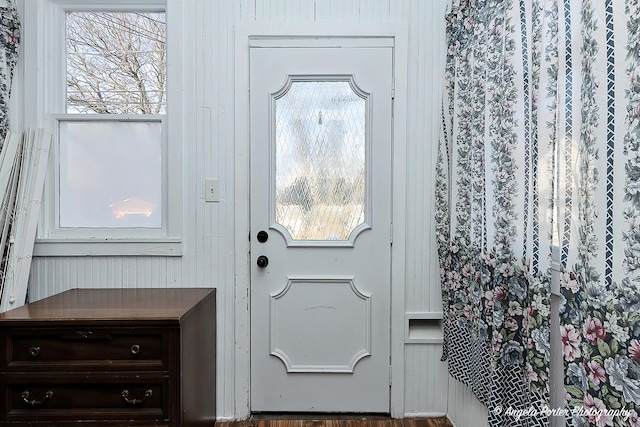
(234, 23, 408, 419)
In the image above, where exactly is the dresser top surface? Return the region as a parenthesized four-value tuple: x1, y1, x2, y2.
(0, 288, 215, 322)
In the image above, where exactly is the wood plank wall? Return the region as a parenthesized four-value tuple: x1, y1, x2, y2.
(24, 0, 489, 424)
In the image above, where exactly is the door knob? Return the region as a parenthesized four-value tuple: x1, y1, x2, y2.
(256, 255, 269, 268)
(257, 230, 269, 243)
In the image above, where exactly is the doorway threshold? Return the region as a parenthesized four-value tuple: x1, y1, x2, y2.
(250, 413, 391, 420)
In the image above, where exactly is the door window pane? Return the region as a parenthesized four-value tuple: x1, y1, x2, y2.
(59, 121, 162, 228)
(275, 81, 366, 240)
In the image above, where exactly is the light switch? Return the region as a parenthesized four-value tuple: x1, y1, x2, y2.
(205, 179, 220, 202)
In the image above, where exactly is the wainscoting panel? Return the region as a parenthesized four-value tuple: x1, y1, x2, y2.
(447, 379, 488, 427)
(404, 344, 448, 417)
(28, 256, 184, 302)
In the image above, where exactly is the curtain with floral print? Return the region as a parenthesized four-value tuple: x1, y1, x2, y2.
(557, 1, 640, 426)
(0, 0, 19, 145)
(436, 0, 552, 425)
(436, 0, 640, 426)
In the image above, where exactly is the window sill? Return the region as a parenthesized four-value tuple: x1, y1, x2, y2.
(33, 239, 183, 257)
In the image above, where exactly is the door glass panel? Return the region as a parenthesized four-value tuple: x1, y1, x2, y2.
(275, 80, 366, 241)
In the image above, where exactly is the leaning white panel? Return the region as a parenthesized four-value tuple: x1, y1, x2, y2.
(269, 275, 371, 373)
(1, 130, 52, 312)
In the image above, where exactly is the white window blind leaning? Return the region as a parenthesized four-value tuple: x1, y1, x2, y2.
(0, 130, 52, 312)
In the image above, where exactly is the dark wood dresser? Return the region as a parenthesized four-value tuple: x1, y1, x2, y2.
(0, 288, 216, 427)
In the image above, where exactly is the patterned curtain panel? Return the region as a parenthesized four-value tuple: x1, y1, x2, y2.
(436, 0, 640, 426)
(0, 0, 19, 144)
(436, 0, 551, 425)
(557, 1, 640, 426)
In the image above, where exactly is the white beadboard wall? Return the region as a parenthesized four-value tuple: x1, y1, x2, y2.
(448, 379, 490, 427)
(26, 0, 488, 423)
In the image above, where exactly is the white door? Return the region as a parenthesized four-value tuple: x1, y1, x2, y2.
(250, 41, 393, 413)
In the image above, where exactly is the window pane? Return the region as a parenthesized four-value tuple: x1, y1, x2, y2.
(275, 81, 366, 241)
(59, 121, 162, 228)
(66, 11, 166, 114)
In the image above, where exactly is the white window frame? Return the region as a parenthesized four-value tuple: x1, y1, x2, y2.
(23, 0, 182, 256)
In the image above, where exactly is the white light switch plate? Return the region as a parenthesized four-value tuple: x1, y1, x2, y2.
(205, 179, 221, 202)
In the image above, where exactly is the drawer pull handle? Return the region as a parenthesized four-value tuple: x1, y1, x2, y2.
(122, 389, 153, 406)
(22, 390, 53, 407)
(29, 346, 40, 357)
(130, 344, 141, 355)
(60, 331, 112, 340)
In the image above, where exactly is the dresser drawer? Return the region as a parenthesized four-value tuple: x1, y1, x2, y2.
(3, 381, 167, 422)
(0, 288, 216, 426)
(3, 328, 168, 370)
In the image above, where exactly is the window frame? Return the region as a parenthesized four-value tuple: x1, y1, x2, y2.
(24, 0, 182, 255)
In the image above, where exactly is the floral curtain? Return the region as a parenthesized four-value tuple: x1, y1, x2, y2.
(557, 1, 640, 426)
(436, 0, 551, 425)
(0, 0, 19, 144)
(436, 0, 640, 426)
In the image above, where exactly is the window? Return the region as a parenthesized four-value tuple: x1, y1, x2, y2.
(61, 10, 165, 231)
(27, 1, 182, 250)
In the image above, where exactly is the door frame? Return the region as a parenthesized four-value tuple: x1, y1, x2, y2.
(234, 24, 408, 419)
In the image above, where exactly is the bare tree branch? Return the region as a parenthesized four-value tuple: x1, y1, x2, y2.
(66, 12, 166, 114)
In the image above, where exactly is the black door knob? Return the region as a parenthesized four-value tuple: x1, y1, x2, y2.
(257, 255, 269, 268)
(257, 230, 269, 243)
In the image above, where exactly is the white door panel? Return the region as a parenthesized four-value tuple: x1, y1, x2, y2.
(250, 43, 393, 413)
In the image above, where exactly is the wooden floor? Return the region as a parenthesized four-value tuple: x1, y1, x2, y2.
(216, 417, 453, 427)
